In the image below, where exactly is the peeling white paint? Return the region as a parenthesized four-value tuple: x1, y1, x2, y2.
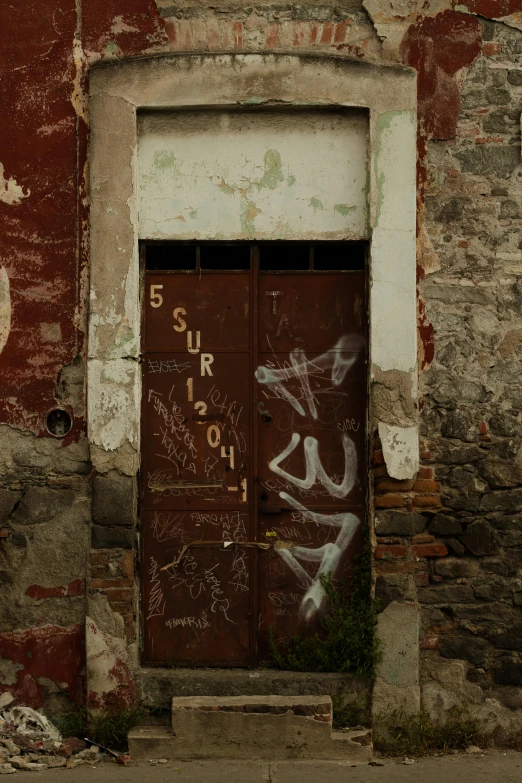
(86, 616, 130, 704)
(378, 422, 419, 480)
(138, 111, 369, 240)
(71, 36, 88, 122)
(0, 163, 29, 205)
(371, 110, 417, 375)
(87, 359, 139, 451)
(0, 267, 11, 355)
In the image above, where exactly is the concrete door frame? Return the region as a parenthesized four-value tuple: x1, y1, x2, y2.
(86, 53, 418, 709)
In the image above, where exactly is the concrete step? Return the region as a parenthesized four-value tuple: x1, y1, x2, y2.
(129, 695, 372, 762)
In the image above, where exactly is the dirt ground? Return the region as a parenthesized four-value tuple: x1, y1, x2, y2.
(9, 751, 522, 782)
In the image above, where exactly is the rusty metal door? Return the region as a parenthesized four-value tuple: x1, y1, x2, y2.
(141, 243, 366, 666)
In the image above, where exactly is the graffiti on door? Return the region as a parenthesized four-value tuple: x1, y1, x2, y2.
(256, 335, 363, 621)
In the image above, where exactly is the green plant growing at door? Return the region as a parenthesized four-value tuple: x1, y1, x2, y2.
(265, 538, 380, 675)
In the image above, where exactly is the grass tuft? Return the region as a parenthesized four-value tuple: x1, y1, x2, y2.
(265, 537, 380, 675)
(332, 695, 370, 730)
(55, 706, 143, 753)
(373, 707, 481, 757)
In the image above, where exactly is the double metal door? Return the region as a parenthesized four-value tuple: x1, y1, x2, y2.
(141, 248, 366, 665)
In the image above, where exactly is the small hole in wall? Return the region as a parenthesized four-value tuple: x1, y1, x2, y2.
(46, 409, 72, 438)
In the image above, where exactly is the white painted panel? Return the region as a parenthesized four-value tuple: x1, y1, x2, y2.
(138, 111, 369, 240)
(371, 110, 417, 373)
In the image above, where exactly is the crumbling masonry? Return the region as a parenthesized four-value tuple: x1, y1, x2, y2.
(0, 0, 522, 737)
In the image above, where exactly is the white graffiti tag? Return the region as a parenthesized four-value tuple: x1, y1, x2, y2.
(269, 432, 357, 499)
(256, 334, 362, 621)
(255, 335, 363, 420)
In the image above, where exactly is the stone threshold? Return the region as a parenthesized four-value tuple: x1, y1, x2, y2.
(129, 695, 373, 762)
(137, 667, 371, 713)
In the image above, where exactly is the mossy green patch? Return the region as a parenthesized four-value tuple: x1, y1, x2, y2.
(334, 203, 356, 216)
(309, 196, 324, 211)
(217, 179, 235, 195)
(153, 150, 178, 171)
(240, 199, 262, 236)
(256, 149, 285, 191)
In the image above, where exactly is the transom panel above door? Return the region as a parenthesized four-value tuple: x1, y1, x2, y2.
(141, 243, 367, 666)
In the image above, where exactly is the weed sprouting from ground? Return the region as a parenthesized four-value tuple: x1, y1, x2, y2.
(265, 538, 380, 675)
(331, 695, 370, 730)
(56, 706, 143, 752)
(373, 708, 481, 756)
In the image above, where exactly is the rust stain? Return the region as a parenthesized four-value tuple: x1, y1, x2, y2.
(26, 578, 85, 600)
(82, 0, 167, 60)
(0, 624, 85, 708)
(401, 11, 482, 141)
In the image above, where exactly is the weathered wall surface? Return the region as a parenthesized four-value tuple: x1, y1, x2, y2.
(138, 110, 369, 240)
(0, 0, 522, 727)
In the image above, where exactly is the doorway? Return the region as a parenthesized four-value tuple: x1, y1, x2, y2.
(141, 241, 367, 666)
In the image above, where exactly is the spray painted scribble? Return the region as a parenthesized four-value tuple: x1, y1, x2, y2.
(256, 334, 362, 621)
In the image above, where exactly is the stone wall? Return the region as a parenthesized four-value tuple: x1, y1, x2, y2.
(0, 0, 522, 726)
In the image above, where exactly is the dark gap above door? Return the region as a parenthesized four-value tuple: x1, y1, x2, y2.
(143, 241, 367, 272)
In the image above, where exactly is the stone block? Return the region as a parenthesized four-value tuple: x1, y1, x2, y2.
(439, 635, 488, 666)
(492, 626, 522, 651)
(375, 574, 416, 611)
(92, 474, 135, 527)
(446, 467, 476, 490)
(455, 145, 520, 180)
(429, 514, 463, 536)
(507, 70, 522, 86)
(436, 444, 486, 465)
(373, 602, 420, 716)
(442, 487, 481, 513)
(11, 487, 75, 526)
(434, 558, 479, 578)
(441, 409, 477, 442)
(460, 520, 499, 555)
(494, 661, 522, 686)
(0, 490, 22, 524)
(447, 538, 466, 556)
(91, 525, 134, 549)
(375, 510, 426, 536)
(485, 86, 510, 105)
(418, 585, 475, 604)
(478, 458, 522, 489)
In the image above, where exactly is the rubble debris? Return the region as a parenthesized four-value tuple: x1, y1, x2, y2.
(2, 707, 61, 743)
(0, 698, 13, 713)
(0, 699, 128, 770)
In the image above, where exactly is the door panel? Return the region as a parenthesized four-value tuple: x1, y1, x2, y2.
(256, 274, 366, 651)
(258, 274, 365, 352)
(145, 274, 250, 351)
(142, 509, 251, 665)
(141, 247, 367, 667)
(143, 351, 250, 511)
(142, 272, 252, 665)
